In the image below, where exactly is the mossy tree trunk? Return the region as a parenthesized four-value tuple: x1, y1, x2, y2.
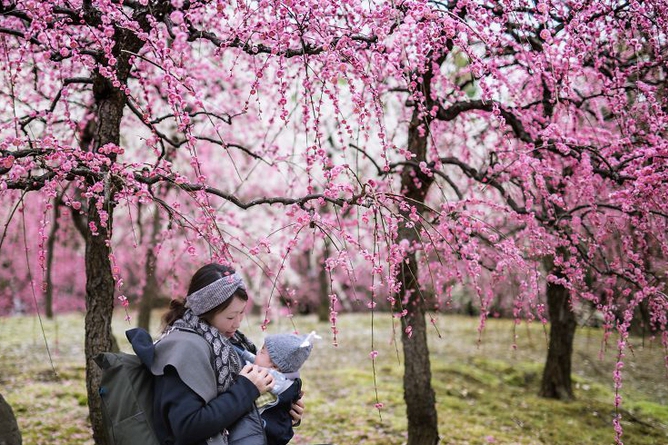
(395, 69, 439, 445)
(80, 6, 147, 441)
(84, 201, 117, 445)
(540, 268, 576, 400)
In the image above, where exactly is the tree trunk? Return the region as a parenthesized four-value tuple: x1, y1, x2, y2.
(137, 207, 163, 331)
(79, 7, 146, 440)
(44, 197, 62, 319)
(540, 272, 576, 400)
(83, 67, 126, 444)
(317, 237, 331, 323)
(84, 204, 116, 445)
(396, 96, 439, 445)
(398, 250, 439, 445)
(137, 244, 159, 331)
(0, 393, 22, 445)
(82, 67, 132, 445)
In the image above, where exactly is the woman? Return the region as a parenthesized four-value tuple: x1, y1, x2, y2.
(130, 263, 303, 445)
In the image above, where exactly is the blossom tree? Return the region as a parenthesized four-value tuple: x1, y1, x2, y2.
(1, 1, 667, 445)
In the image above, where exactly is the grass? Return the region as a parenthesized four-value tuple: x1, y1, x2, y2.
(1, 310, 667, 444)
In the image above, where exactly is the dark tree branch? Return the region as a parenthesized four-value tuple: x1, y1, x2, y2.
(436, 99, 533, 143)
(141, 174, 367, 210)
(150, 110, 233, 126)
(192, 137, 267, 162)
(124, 97, 182, 150)
(438, 156, 530, 217)
(0, 26, 41, 45)
(20, 77, 94, 129)
(349, 143, 385, 175)
(388, 160, 465, 200)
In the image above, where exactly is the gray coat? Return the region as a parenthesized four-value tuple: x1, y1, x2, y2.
(128, 328, 266, 445)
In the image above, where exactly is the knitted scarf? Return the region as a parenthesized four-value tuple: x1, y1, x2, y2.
(173, 309, 242, 393)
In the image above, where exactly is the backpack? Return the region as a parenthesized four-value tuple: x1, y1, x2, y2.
(94, 349, 160, 445)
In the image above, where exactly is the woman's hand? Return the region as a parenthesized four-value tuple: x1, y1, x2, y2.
(289, 391, 305, 427)
(239, 364, 274, 394)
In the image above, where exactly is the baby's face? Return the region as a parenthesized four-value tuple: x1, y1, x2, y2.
(254, 344, 275, 368)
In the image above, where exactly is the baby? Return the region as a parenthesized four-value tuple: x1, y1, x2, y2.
(234, 331, 319, 445)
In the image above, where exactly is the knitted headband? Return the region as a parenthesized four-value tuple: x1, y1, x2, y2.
(185, 272, 246, 316)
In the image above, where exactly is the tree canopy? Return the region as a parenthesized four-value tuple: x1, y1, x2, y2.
(1, 1, 667, 443)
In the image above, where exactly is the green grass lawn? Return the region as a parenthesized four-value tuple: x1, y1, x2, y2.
(1, 310, 666, 444)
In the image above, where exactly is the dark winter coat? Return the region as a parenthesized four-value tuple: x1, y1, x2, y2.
(261, 378, 302, 445)
(128, 328, 264, 445)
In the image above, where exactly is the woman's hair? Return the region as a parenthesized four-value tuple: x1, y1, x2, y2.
(161, 263, 249, 329)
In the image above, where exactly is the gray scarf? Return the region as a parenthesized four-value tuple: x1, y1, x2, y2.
(173, 309, 242, 392)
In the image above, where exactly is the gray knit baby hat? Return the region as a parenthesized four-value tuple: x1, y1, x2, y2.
(264, 332, 316, 373)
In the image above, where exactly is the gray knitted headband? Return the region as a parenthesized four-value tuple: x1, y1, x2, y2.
(185, 272, 246, 316)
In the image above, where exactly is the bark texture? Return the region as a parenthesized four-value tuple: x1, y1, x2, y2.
(80, 6, 149, 440)
(540, 274, 576, 400)
(396, 90, 439, 445)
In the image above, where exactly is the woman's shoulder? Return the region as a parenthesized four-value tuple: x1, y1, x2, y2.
(154, 328, 212, 364)
(152, 328, 218, 401)
(157, 327, 208, 349)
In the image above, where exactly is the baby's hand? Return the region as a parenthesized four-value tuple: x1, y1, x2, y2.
(239, 364, 274, 394)
(290, 391, 305, 426)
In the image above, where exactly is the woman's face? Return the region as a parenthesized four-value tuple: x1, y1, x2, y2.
(210, 296, 247, 338)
